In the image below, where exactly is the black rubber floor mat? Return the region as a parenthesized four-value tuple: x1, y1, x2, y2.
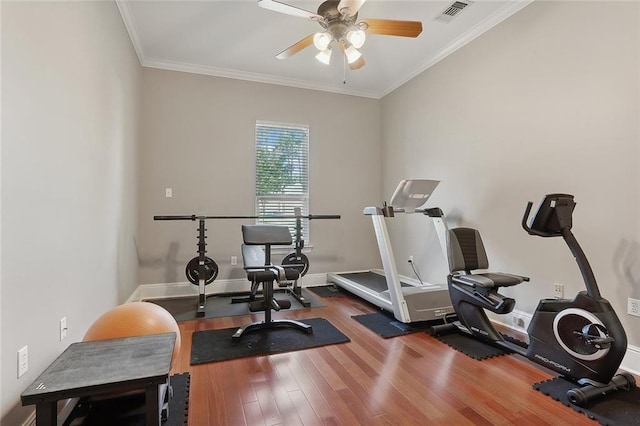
(63, 372, 190, 426)
(307, 285, 345, 298)
(534, 376, 640, 426)
(435, 333, 512, 360)
(352, 311, 441, 338)
(191, 317, 350, 364)
(146, 288, 324, 322)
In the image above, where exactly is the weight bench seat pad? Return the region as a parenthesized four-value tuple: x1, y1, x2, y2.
(246, 270, 278, 283)
(452, 272, 527, 288)
(242, 225, 292, 246)
(246, 268, 299, 283)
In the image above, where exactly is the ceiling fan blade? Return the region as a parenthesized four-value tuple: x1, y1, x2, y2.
(337, 0, 367, 17)
(258, 0, 321, 20)
(349, 56, 365, 70)
(361, 19, 423, 37)
(276, 34, 314, 59)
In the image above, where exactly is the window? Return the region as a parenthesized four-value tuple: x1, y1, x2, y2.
(255, 121, 309, 243)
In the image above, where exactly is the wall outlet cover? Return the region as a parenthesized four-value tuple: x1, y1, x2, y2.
(628, 298, 640, 317)
(18, 345, 28, 378)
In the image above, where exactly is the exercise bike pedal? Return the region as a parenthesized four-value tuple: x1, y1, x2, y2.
(590, 336, 614, 350)
(574, 324, 615, 349)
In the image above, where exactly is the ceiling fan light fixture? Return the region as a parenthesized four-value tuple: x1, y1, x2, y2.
(346, 29, 366, 48)
(315, 48, 332, 65)
(344, 45, 362, 64)
(313, 32, 332, 51)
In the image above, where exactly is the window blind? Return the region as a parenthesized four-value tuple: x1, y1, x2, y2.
(255, 122, 310, 242)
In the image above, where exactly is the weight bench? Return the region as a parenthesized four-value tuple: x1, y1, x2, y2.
(232, 225, 313, 339)
(231, 241, 311, 307)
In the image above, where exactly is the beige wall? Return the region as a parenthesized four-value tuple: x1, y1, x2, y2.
(1, 2, 141, 423)
(382, 1, 640, 347)
(138, 69, 382, 285)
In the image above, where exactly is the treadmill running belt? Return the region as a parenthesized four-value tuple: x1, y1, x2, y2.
(338, 272, 410, 293)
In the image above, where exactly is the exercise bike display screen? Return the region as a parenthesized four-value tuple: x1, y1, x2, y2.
(529, 194, 575, 235)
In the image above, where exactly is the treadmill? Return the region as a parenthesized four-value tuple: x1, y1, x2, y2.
(327, 180, 454, 323)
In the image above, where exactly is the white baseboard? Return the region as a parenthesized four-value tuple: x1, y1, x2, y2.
(622, 344, 640, 376)
(491, 308, 533, 333)
(127, 273, 329, 302)
(21, 411, 35, 426)
(493, 309, 640, 375)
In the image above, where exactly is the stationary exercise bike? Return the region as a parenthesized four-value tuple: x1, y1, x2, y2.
(433, 194, 635, 405)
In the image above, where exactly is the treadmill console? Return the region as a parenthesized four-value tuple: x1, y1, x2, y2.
(389, 179, 440, 213)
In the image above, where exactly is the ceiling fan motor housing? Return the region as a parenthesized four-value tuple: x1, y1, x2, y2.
(321, 2, 357, 22)
(318, 0, 359, 43)
(318, 0, 357, 21)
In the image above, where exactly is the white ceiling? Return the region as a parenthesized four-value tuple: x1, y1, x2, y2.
(117, 0, 532, 99)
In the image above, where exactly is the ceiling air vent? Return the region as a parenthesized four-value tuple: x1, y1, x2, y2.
(434, 1, 472, 24)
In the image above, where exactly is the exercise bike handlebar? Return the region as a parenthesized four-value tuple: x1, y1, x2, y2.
(522, 199, 602, 300)
(522, 202, 555, 237)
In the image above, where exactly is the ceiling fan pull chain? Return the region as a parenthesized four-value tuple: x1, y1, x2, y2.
(343, 53, 347, 84)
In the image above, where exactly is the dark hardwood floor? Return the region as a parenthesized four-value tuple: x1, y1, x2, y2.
(170, 289, 599, 425)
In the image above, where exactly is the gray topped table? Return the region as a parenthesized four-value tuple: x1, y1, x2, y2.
(21, 332, 176, 426)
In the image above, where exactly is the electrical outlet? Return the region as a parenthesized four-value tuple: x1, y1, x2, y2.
(60, 317, 67, 341)
(554, 283, 564, 299)
(512, 314, 525, 329)
(18, 346, 28, 378)
(409, 255, 414, 263)
(628, 297, 640, 317)
(231, 256, 237, 266)
(165, 188, 172, 198)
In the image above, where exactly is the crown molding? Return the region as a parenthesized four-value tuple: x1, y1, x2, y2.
(116, 0, 376, 97)
(141, 58, 380, 99)
(115, 0, 146, 65)
(117, 0, 534, 100)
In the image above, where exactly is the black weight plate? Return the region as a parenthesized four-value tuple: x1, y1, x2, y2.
(185, 256, 218, 285)
(282, 252, 309, 276)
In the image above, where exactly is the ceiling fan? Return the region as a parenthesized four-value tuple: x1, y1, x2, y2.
(258, 0, 423, 70)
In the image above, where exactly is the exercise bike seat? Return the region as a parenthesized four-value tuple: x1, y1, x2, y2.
(448, 227, 529, 288)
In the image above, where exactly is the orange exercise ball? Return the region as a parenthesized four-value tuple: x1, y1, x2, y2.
(84, 301, 181, 364)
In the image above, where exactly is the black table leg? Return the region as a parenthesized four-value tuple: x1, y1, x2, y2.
(35, 401, 56, 426)
(146, 383, 161, 425)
